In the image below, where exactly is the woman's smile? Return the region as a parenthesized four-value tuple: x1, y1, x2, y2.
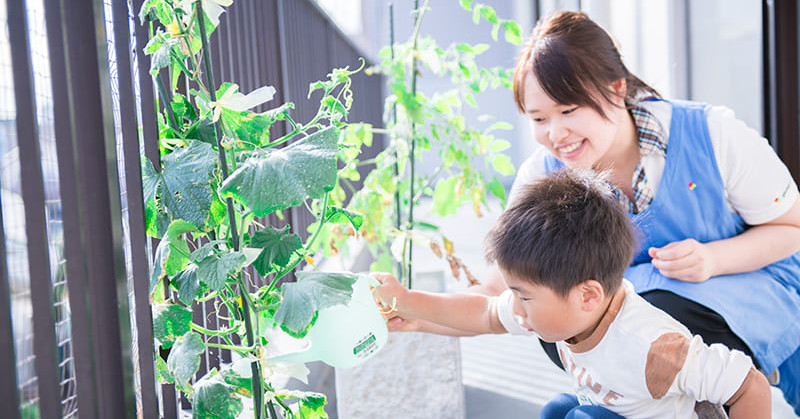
(555, 139, 586, 159)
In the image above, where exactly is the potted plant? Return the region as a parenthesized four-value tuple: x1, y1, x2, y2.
(139, 0, 374, 417)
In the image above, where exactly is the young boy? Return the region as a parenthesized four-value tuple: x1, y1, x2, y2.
(372, 170, 770, 418)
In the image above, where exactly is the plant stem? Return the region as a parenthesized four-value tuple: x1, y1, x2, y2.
(405, 0, 425, 288)
(413, 166, 442, 203)
(267, 401, 279, 419)
(202, 341, 256, 353)
(389, 3, 404, 281)
(171, 6, 203, 89)
(190, 321, 238, 336)
(156, 74, 179, 132)
(196, 2, 263, 418)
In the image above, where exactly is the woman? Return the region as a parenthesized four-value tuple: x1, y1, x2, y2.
(496, 10, 800, 413)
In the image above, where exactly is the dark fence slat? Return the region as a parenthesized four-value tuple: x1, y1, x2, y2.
(60, 0, 136, 416)
(0, 191, 22, 419)
(42, 0, 99, 417)
(131, 0, 161, 171)
(7, 1, 62, 417)
(111, 1, 159, 418)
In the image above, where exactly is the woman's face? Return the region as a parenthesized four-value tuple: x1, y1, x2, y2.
(523, 75, 625, 170)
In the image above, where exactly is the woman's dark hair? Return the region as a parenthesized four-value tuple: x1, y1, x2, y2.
(484, 170, 635, 297)
(512, 11, 660, 118)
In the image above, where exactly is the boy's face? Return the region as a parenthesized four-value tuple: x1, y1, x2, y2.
(501, 268, 595, 343)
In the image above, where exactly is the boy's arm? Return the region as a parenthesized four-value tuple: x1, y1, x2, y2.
(663, 335, 771, 417)
(372, 272, 507, 335)
(725, 367, 771, 419)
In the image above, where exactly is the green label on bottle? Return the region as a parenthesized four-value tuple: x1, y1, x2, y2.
(353, 332, 377, 358)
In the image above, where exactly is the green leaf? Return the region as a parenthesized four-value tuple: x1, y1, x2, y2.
(190, 243, 218, 264)
(172, 263, 201, 305)
(150, 239, 170, 293)
(480, 5, 498, 23)
(455, 43, 473, 54)
(150, 38, 178, 76)
(193, 379, 242, 419)
(167, 332, 205, 391)
(150, 228, 191, 294)
(185, 118, 218, 145)
(503, 20, 522, 45)
(322, 96, 348, 120)
(220, 126, 340, 217)
(299, 393, 328, 419)
(325, 206, 364, 231)
(489, 140, 512, 153)
(153, 141, 217, 229)
(167, 219, 198, 242)
(197, 251, 245, 291)
(171, 93, 197, 122)
(459, 0, 473, 11)
(141, 157, 160, 207)
(250, 225, 302, 276)
(486, 176, 507, 204)
(473, 43, 490, 55)
(488, 122, 513, 132)
(219, 109, 276, 149)
(398, 92, 425, 124)
(413, 221, 440, 232)
(491, 22, 500, 41)
(274, 271, 365, 338)
(152, 304, 192, 349)
(156, 355, 173, 383)
(432, 177, 460, 217)
(491, 154, 515, 176)
(219, 367, 252, 396)
(143, 31, 165, 55)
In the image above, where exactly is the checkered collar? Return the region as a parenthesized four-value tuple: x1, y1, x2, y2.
(611, 105, 668, 214)
(631, 105, 668, 159)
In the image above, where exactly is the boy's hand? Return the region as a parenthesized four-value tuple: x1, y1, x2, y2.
(370, 272, 415, 329)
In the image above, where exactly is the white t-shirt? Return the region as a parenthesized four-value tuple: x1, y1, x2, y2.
(494, 280, 753, 418)
(510, 101, 799, 225)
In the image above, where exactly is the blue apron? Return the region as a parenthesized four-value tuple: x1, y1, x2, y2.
(543, 100, 800, 376)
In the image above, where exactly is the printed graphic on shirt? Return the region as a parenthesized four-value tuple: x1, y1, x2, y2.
(645, 332, 690, 399)
(560, 349, 626, 406)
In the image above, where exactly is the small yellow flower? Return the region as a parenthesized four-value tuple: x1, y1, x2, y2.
(305, 256, 315, 266)
(166, 20, 182, 37)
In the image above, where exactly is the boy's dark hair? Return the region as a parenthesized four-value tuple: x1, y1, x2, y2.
(485, 170, 634, 297)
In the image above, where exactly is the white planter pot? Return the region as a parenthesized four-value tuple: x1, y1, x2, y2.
(335, 331, 465, 418)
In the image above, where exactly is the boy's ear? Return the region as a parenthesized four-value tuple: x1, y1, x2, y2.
(578, 279, 606, 312)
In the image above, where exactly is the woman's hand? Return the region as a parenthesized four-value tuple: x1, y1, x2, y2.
(649, 239, 717, 283)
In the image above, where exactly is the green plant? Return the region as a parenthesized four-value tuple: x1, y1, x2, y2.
(139, 1, 367, 417)
(321, 1, 520, 286)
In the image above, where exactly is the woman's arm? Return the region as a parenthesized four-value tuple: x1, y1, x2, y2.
(649, 197, 800, 282)
(650, 106, 800, 282)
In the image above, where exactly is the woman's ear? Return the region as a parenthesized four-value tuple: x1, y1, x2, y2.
(578, 279, 606, 312)
(611, 78, 627, 105)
